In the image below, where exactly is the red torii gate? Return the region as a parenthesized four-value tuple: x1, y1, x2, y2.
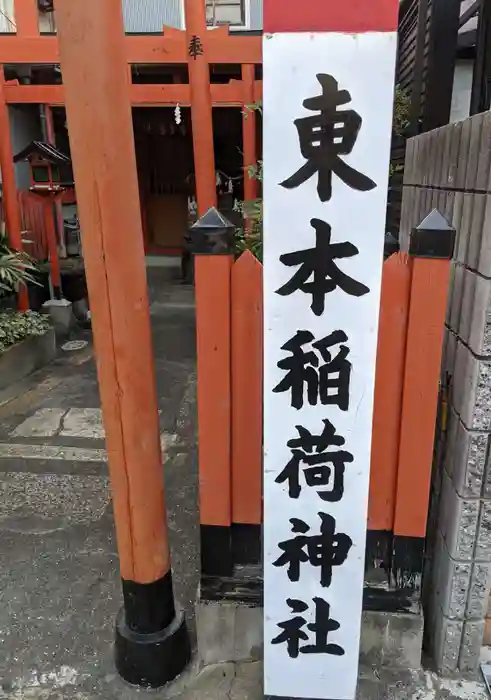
(0, 0, 260, 309)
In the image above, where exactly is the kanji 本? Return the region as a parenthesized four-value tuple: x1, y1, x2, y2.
(276, 218, 369, 315)
(273, 512, 352, 588)
(273, 329, 351, 411)
(272, 597, 344, 659)
(275, 419, 353, 501)
(188, 35, 204, 59)
(280, 73, 376, 202)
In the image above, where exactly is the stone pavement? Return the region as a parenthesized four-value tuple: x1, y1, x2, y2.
(0, 265, 490, 700)
(0, 267, 200, 698)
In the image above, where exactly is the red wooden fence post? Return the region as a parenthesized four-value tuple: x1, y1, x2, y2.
(54, 0, 190, 686)
(231, 250, 263, 563)
(0, 66, 29, 311)
(367, 252, 412, 571)
(188, 208, 234, 576)
(394, 210, 455, 579)
(184, 0, 234, 578)
(42, 196, 62, 298)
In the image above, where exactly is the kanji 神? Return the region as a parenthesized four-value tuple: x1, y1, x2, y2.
(272, 597, 345, 659)
(275, 419, 353, 501)
(280, 73, 376, 202)
(276, 218, 369, 315)
(273, 512, 352, 588)
(273, 329, 351, 411)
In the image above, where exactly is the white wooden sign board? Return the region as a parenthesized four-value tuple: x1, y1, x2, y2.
(263, 31, 397, 700)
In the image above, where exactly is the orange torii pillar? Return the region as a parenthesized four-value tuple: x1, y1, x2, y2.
(184, 0, 235, 578)
(0, 67, 29, 311)
(54, 0, 190, 687)
(242, 63, 258, 205)
(13, 0, 39, 37)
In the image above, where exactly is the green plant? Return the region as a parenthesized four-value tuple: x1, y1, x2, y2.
(0, 226, 39, 297)
(0, 311, 51, 353)
(393, 85, 410, 138)
(234, 160, 263, 262)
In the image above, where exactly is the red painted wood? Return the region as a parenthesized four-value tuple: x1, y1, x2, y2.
(14, 0, 39, 38)
(0, 34, 262, 65)
(56, 0, 171, 584)
(394, 257, 451, 538)
(263, 0, 398, 33)
(232, 252, 263, 525)
(18, 191, 49, 260)
(0, 67, 28, 310)
(368, 253, 411, 531)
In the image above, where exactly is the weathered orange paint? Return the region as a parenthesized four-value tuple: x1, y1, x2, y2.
(0, 67, 28, 310)
(242, 64, 258, 204)
(55, 0, 171, 584)
(394, 257, 451, 538)
(0, 32, 261, 65)
(14, 0, 39, 37)
(232, 252, 262, 524)
(184, 0, 216, 212)
(5, 85, 64, 104)
(368, 253, 412, 531)
(4, 81, 263, 107)
(195, 255, 233, 527)
(185, 0, 233, 530)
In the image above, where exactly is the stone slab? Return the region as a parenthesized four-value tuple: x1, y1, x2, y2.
(431, 531, 471, 620)
(467, 562, 491, 619)
(460, 267, 477, 345)
(452, 341, 491, 431)
(478, 195, 491, 279)
(431, 603, 464, 674)
(469, 271, 491, 357)
(460, 619, 485, 672)
(0, 328, 56, 393)
(359, 610, 423, 671)
(449, 264, 465, 335)
(438, 469, 479, 561)
(196, 596, 423, 672)
(196, 596, 262, 667)
(451, 415, 489, 498)
(41, 298, 74, 334)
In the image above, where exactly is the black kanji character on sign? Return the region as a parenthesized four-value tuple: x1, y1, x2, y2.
(272, 597, 345, 658)
(280, 73, 376, 202)
(275, 419, 353, 501)
(273, 512, 352, 588)
(276, 218, 369, 315)
(273, 329, 351, 411)
(188, 34, 204, 59)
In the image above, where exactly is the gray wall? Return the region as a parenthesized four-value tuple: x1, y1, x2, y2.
(400, 113, 491, 674)
(450, 59, 473, 124)
(121, 0, 263, 31)
(5, 106, 42, 190)
(122, 0, 184, 31)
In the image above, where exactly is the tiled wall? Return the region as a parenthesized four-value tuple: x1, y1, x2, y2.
(400, 112, 491, 674)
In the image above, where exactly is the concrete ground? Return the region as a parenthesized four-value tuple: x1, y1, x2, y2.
(0, 264, 490, 700)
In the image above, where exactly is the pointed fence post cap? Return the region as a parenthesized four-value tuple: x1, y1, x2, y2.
(187, 206, 235, 255)
(409, 208, 456, 259)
